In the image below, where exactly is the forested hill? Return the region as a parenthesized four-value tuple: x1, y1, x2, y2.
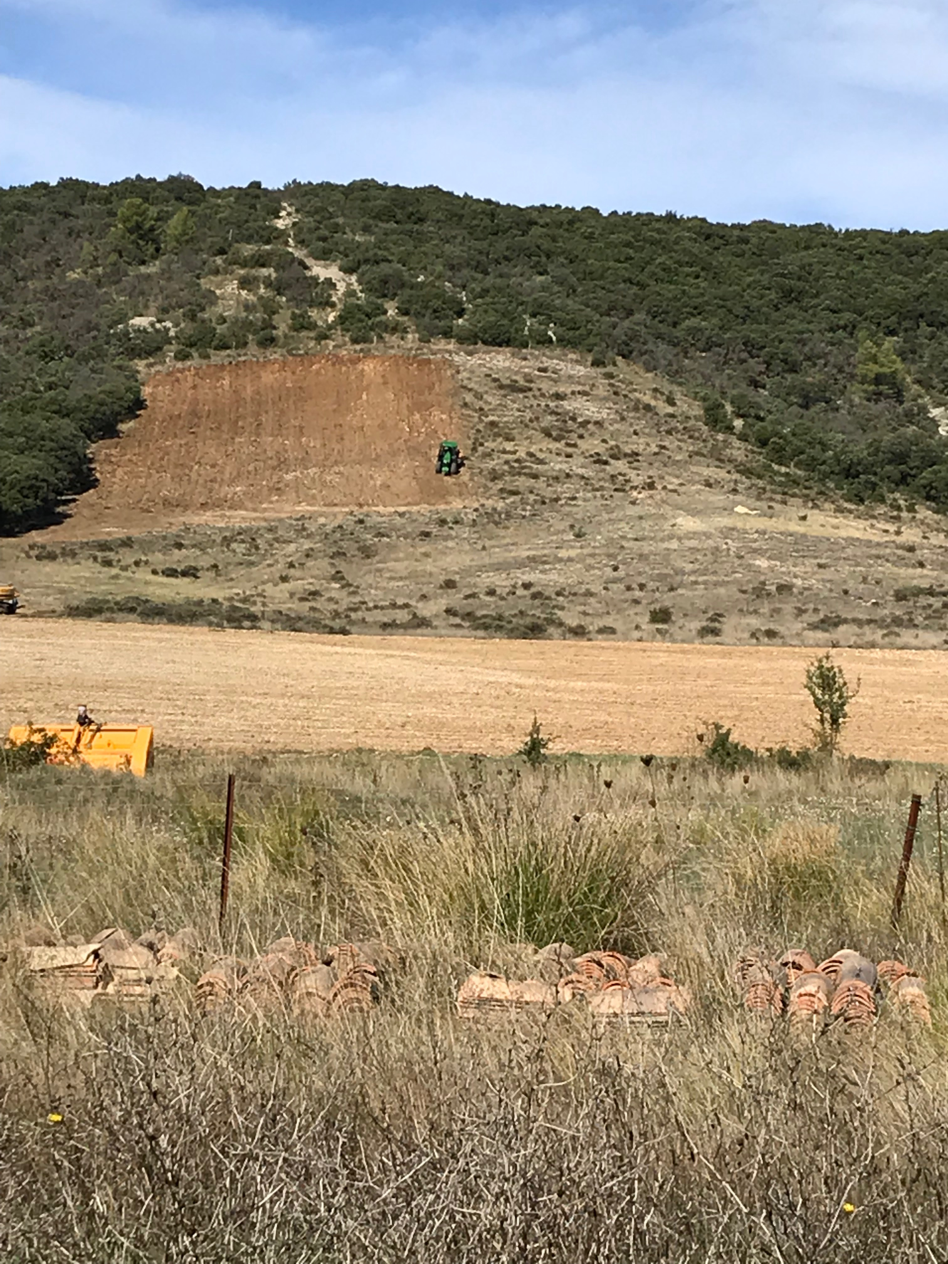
(4, 174, 948, 530)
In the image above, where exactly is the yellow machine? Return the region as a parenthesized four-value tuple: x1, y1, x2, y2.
(0, 584, 19, 614)
(6, 724, 154, 777)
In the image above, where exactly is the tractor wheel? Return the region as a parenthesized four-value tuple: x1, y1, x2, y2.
(449, 458, 459, 475)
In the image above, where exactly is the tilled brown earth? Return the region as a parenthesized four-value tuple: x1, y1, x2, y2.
(2, 619, 946, 760)
(53, 354, 470, 536)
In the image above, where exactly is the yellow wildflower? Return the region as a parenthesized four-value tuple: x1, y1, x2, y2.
(47, 1113, 63, 1124)
(842, 1203, 856, 1215)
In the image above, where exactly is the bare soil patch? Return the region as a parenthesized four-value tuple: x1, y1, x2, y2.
(3, 620, 945, 761)
(54, 355, 469, 537)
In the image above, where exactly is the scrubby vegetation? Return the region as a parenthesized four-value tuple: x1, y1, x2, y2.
(61, 592, 352, 634)
(699, 652, 859, 770)
(0, 747, 946, 1260)
(0, 177, 281, 529)
(6, 176, 948, 528)
(0, 727, 57, 773)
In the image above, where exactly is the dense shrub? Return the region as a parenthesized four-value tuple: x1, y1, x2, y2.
(0, 410, 92, 529)
(702, 394, 733, 433)
(336, 296, 386, 343)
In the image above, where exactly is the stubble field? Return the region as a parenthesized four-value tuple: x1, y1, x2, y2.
(2, 617, 945, 759)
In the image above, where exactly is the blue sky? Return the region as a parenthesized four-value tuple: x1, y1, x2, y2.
(2, 0, 948, 228)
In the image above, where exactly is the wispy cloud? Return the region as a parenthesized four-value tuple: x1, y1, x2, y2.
(1, 0, 948, 227)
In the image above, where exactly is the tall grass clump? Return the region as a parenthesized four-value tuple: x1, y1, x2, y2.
(314, 771, 664, 959)
(710, 814, 850, 945)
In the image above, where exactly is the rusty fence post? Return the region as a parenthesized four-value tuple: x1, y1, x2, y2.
(219, 773, 236, 937)
(891, 793, 922, 931)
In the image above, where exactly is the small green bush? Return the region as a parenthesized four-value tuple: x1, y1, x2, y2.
(518, 715, 553, 767)
(766, 744, 814, 771)
(701, 395, 733, 433)
(1, 729, 58, 773)
(701, 722, 756, 772)
(648, 606, 672, 625)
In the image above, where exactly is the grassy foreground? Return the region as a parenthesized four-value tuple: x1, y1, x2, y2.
(1, 748, 948, 1262)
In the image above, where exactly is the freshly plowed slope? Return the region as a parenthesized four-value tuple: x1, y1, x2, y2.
(61, 355, 468, 535)
(3, 620, 945, 761)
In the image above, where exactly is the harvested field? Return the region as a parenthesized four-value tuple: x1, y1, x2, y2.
(57, 354, 469, 536)
(3, 619, 948, 760)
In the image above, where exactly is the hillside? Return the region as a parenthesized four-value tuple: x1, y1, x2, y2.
(6, 177, 948, 534)
(4, 342, 948, 650)
(8, 185, 948, 1264)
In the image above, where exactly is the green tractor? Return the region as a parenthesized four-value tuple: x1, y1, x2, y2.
(435, 440, 466, 476)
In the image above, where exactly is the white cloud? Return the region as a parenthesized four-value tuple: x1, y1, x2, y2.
(2, 0, 948, 226)
(725, 0, 948, 109)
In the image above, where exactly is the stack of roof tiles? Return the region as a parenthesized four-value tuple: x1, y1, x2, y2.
(457, 945, 690, 1024)
(15, 924, 195, 1005)
(194, 939, 394, 1018)
(736, 946, 932, 1031)
(18, 944, 100, 1001)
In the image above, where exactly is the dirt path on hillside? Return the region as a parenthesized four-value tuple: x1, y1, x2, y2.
(2, 621, 944, 761)
(274, 202, 360, 302)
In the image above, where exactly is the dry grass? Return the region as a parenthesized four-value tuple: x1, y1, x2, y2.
(1, 749, 947, 1261)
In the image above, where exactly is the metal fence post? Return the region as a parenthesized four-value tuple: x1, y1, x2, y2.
(891, 793, 922, 931)
(219, 773, 236, 936)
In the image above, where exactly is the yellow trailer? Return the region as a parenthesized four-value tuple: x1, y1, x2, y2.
(6, 724, 154, 777)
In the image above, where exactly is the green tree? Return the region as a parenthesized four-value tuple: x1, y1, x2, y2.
(460, 299, 527, 348)
(359, 261, 408, 300)
(0, 411, 90, 529)
(729, 388, 767, 421)
(109, 197, 161, 264)
(336, 297, 385, 343)
(702, 395, 733, 433)
(805, 653, 859, 752)
(77, 239, 98, 271)
(855, 332, 908, 403)
(177, 319, 216, 352)
(162, 207, 196, 254)
(273, 257, 318, 306)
